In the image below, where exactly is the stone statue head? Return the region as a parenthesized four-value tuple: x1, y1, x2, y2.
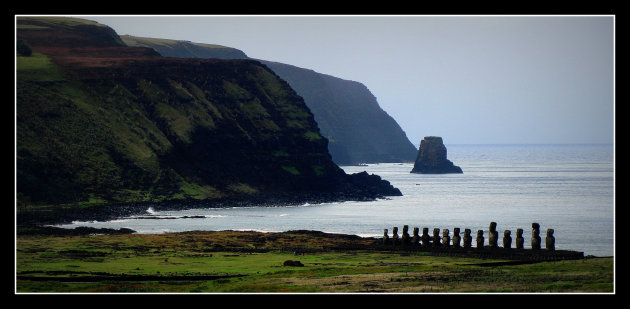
(489, 222, 497, 231)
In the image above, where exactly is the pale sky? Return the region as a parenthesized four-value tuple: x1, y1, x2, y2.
(77, 15, 614, 145)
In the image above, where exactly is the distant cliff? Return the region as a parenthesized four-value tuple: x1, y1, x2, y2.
(120, 35, 249, 60)
(16, 17, 401, 214)
(121, 36, 418, 165)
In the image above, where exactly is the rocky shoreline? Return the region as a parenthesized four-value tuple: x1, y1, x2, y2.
(16, 190, 395, 230)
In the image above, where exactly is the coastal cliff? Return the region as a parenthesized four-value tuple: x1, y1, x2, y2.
(16, 17, 401, 218)
(120, 35, 418, 165)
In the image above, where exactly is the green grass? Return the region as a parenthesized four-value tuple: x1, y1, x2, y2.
(16, 232, 614, 293)
(227, 183, 258, 195)
(179, 182, 224, 200)
(304, 131, 323, 141)
(272, 151, 290, 157)
(312, 165, 326, 176)
(76, 195, 109, 208)
(154, 103, 195, 143)
(281, 166, 300, 176)
(120, 35, 232, 50)
(223, 80, 253, 100)
(16, 53, 66, 81)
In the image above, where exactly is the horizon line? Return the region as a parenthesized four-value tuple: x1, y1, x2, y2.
(443, 143, 614, 146)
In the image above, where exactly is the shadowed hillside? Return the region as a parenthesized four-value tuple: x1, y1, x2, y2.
(16, 17, 401, 218)
(121, 35, 418, 165)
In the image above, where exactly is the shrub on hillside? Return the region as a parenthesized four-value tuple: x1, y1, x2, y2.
(17, 40, 32, 56)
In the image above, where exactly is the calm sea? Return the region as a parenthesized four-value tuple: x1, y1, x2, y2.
(54, 144, 615, 257)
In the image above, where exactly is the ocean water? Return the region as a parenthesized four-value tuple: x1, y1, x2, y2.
(54, 144, 615, 257)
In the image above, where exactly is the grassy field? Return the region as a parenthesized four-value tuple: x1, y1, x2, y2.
(15, 230, 614, 293)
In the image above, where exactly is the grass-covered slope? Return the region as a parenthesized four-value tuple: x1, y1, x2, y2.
(16, 17, 400, 213)
(120, 35, 248, 59)
(121, 35, 418, 165)
(16, 231, 613, 293)
(16, 17, 125, 48)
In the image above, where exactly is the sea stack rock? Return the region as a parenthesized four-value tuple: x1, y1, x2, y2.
(410, 136, 463, 174)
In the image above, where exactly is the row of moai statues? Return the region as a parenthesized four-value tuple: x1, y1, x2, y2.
(383, 222, 555, 250)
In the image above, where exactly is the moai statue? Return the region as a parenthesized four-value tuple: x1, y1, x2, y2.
(412, 227, 420, 246)
(421, 228, 431, 247)
(463, 228, 472, 248)
(488, 222, 498, 248)
(452, 228, 461, 248)
(476, 230, 485, 249)
(531, 223, 541, 250)
(515, 228, 524, 249)
(441, 229, 450, 247)
(402, 225, 410, 246)
(503, 230, 512, 249)
(383, 229, 389, 246)
(546, 229, 555, 251)
(432, 228, 441, 247)
(392, 227, 399, 246)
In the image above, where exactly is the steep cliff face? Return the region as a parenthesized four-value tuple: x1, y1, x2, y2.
(16, 17, 400, 210)
(121, 36, 418, 165)
(259, 61, 418, 165)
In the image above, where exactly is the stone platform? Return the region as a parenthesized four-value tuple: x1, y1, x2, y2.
(379, 222, 584, 261)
